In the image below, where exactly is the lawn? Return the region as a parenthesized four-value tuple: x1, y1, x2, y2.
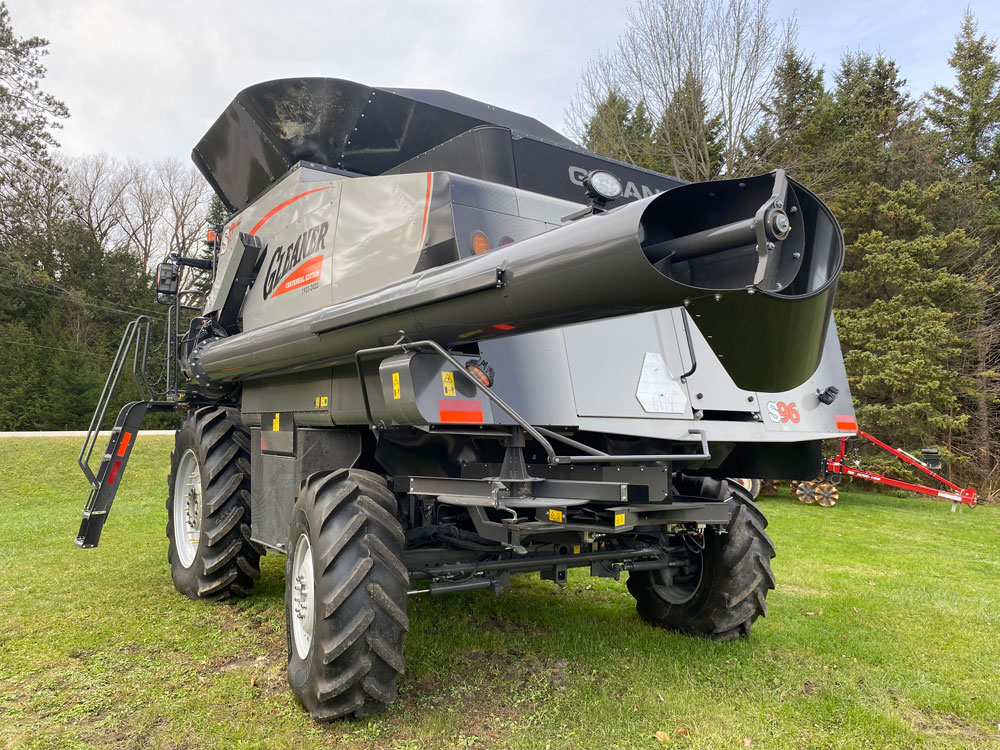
(1, 436, 998, 749)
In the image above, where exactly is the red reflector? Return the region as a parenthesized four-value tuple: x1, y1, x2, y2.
(492, 323, 515, 331)
(107, 460, 122, 485)
(835, 416, 858, 431)
(438, 399, 484, 424)
(116, 431, 132, 457)
(466, 365, 492, 387)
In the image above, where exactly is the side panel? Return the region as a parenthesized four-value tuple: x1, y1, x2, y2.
(243, 184, 342, 329)
(250, 427, 363, 552)
(242, 370, 336, 427)
(481, 313, 853, 444)
(331, 174, 433, 300)
(562, 313, 692, 420)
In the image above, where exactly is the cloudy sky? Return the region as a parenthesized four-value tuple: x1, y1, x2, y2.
(6, 0, 997, 163)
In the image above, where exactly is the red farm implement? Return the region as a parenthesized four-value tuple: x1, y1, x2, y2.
(792, 430, 981, 510)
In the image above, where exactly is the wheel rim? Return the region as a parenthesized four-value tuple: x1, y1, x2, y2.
(291, 533, 316, 660)
(816, 481, 839, 507)
(649, 545, 703, 604)
(796, 481, 817, 504)
(173, 448, 202, 568)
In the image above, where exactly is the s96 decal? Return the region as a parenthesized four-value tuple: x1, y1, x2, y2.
(767, 401, 800, 424)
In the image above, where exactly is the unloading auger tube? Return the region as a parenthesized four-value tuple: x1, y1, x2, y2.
(185, 170, 844, 395)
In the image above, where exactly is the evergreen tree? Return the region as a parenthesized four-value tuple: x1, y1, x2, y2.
(760, 45, 825, 171)
(583, 89, 646, 166)
(0, 1, 68, 242)
(926, 10, 1000, 172)
(828, 52, 928, 189)
(834, 182, 984, 452)
(206, 193, 228, 225)
(652, 70, 725, 181)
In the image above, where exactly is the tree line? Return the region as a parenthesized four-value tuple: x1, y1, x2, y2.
(570, 0, 1000, 493)
(0, 2, 212, 430)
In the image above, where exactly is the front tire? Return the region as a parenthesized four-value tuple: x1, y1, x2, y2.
(286, 469, 409, 720)
(627, 478, 775, 642)
(166, 406, 261, 600)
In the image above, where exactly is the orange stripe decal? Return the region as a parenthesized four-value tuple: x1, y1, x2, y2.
(835, 416, 858, 431)
(248, 187, 334, 236)
(438, 399, 484, 424)
(418, 173, 432, 248)
(116, 431, 132, 457)
(271, 255, 323, 297)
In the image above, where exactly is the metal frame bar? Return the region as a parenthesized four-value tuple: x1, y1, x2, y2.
(408, 545, 665, 579)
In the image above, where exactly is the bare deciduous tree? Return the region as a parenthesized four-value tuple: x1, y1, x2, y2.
(567, 0, 788, 179)
(156, 157, 210, 259)
(60, 152, 131, 246)
(58, 154, 211, 270)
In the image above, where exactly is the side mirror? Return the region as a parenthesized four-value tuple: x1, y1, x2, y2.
(155, 261, 179, 302)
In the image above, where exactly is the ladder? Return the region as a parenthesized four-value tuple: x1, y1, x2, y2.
(76, 315, 176, 548)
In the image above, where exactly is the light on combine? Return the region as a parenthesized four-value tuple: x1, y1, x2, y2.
(583, 170, 623, 202)
(471, 230, 491, 255)
(465, 358, 495, 388)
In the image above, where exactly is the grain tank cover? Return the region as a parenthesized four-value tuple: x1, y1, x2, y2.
(192, 77, 682, 212)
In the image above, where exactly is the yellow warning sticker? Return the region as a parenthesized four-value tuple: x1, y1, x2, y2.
(314, 396, 321, 408)
(442, 371, 456, 396)
(272, 412, 280, 431)
(392, 372, 401, 400)
(320, 396, 329, 407)
(614, 513, 626, 527)
(573, 545, 581, 555)
(548, 509, 563, 523)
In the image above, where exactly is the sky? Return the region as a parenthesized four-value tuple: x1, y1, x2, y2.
(5, 0, 998, 164)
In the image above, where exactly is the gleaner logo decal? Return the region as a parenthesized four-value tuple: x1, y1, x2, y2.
(262, 222, 329, 299)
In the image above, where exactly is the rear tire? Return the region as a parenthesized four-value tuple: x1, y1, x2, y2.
(166, 406, 261, 600)
(627, 479, 775, 642)
(286, 469, 409, 720)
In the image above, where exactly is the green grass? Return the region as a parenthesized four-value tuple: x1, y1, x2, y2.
(1, 437, 999, 749)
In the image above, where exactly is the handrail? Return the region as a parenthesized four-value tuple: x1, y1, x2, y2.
(679, 308, 697, 383)
(353, 339, 710, 467)
(78, 316, 152, 486)
(354, 340, 560, 463)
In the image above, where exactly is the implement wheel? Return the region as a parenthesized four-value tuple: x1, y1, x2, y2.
(626, 478, 776, 642)
(759, 480, 780, 496)
(795, 481, 817, 504)
(815, 481, 839, 507)
(286, 469, 409, 720)
(166, 406, 261, 600)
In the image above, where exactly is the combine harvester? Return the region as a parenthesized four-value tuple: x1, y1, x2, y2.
(75, 78, 853, 720)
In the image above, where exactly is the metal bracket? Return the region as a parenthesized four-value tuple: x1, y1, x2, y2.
(752, 169, 789, 289)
